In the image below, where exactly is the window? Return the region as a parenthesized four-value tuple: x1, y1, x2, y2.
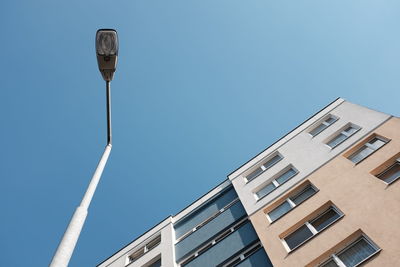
(146, 258, 161, 267)
(376, 159, 400, 184)
(176, 197, 240, 242)
(327, 124, 360, 148)
(267, 184, 318, 222)
(255, 167, 298, 200)
(320, 235, 379, 267)
(179, 218, 249, 267)
(217, 242, 263, 267)
(128, 235, 161, 264)
(246, 154, 283, 182)
(283, 206, 342, 251)
(348, 136, 388, 164)
(309, 115, 338, 137)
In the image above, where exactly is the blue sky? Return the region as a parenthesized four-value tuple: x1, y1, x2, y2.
(1, 1, 400, 266)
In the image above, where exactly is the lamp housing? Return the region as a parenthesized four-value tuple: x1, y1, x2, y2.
(96, 29, 119, 82)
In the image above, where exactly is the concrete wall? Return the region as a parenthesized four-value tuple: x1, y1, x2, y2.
(250, 117, 400, 266)
(228, 99, 391, 216)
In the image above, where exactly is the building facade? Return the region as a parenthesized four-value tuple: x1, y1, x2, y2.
(98, 98, 399, 267)
(98, 180, 273, 267)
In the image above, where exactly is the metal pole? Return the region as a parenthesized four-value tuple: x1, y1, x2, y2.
(50, 81, 112, 267)
(106, 81, 112, 146)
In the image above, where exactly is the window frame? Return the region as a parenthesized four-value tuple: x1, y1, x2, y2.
(348, 136, 389, 164)
(326, 124, 361, 149)
(308, 115, 339, 137)
(282, 206, 344, 253)
(254, 166, 299, 201)
(319, 235, 380, 267)
(179, 218, 249, 267)
(376, 158, 400, 185)
(217, 241, 264, 267)
(244, 153, 283, 183)
(127, 234, 162, 264)
(267, 183, 319, 223)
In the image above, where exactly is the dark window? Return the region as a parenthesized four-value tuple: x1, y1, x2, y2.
(377, 161, 400, 184)
(268, 184, 317, 222)
(284, 206, 342, 251)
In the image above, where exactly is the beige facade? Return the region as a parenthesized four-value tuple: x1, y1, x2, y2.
(250, 117, 400, 266)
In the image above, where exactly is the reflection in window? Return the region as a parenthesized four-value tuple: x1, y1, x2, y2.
(283, 206, 342, 251)
(309, 115, 338, 137)
(319, 235, 379, 267)
(376, 160, 400, 184)
(246, 154, 283, 182)
(348, 137, 388, 164)
(268, 184, 317, 222)
(255, 167, 298, 200)
(327, 124, 360, 148)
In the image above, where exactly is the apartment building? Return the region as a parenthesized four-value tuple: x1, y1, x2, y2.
(98, 98, 399, 267)
(248, 117, 400, 267)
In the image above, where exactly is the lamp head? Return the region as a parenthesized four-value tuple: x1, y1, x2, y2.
(96, 29, 118, 82)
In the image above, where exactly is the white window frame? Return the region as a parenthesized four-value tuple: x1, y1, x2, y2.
(348, 136, 389, 164)
(266, 184, 318, 223)
(244, 153, 283, 183)
(308, 115, 339, 137)
(282, 206, 343, 252)
(326, 124, 361, 149)
(254, 166, 299, 201)
(319, 235, 380, 267)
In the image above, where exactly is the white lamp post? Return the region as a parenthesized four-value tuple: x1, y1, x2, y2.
(50, 29, 119, 267)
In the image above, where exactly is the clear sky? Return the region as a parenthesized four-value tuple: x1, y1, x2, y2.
(1, 1, 400, 266)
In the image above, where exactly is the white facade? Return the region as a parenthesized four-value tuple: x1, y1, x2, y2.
(228, 99, 391, 216)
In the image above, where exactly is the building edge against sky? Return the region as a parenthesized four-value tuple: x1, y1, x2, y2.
(98, 98, 399, 267)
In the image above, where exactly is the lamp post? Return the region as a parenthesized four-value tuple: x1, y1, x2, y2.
(50, 29, 119, 267)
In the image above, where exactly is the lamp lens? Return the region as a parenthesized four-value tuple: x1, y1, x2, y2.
(96, 30, 118, 56)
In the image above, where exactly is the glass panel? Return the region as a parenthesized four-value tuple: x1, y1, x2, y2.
(378, 163, 400, 184)
(309, 116, 337, 137)
(369, 137, 386, 149)
(344, 126, 358, 135)
(268, 201, 292, 221)
(129, 248, 145, 262)
(310, 123, 328, 136)
(148, 258, 162, 267)
(310, 208, 340, 232)
(325, 116, 337, 124)
(256, 183, 276, 199)
(349, 146, 374, 163)
(247, 167, 264, 182)
(276, 168, 297, 184)
(327, 133, 348, 148)
(338, 238, 377, 267)
(96, 30, 118, 55)
(284, 224, 313, 250)
(263, 154, 282, 170)
(320, 259, 339, 267)
(290, 185, 317, 205)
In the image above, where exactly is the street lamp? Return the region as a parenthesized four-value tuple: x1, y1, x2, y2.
(50, 29, 119, 267)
